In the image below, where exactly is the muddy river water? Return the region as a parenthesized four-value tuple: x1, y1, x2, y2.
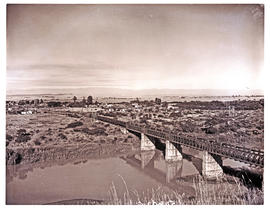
(6, 150, 247, 205)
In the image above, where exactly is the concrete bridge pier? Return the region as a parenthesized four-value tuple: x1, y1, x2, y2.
(202, 151, 223, 179)
(165, 140, 183, 161)
(141, 133, 155, 151)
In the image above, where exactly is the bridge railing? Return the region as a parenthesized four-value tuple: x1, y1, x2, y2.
(94, 114, 264, 167)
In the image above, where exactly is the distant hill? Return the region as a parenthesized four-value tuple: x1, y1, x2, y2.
(7, 87, 263, 98)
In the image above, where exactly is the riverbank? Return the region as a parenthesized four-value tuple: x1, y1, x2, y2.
(42, 174, 264, 205)
(6, 109, 140, 166)
(6, 146, 263, 205)
(106, 175, 263, 205)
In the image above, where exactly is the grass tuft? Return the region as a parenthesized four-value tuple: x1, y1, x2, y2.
(107, 175, 263, 205)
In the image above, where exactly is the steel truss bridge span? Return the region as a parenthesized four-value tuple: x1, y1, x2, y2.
(95, 115, 264, 168)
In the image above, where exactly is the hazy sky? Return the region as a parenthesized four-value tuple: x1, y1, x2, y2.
(7, 4, 264, 94)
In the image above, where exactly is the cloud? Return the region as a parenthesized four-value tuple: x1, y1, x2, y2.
(6, 4, 264, 94)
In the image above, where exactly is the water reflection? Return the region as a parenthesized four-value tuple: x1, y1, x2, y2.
(6, 165, 34, 184)
(121, 150, 200, 185)
(6, 149, 262, 205)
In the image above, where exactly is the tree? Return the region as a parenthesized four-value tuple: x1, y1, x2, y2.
(87, 96, 93, 105)
(48, 101, 62, 107)
(82, 97, 86, 105)
(73, 96, 77, 103)
(155, 98, 161, 105)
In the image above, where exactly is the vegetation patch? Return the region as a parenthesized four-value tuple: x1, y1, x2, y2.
(6, 149, 22, 165)
(58, 133, 67, 140)
(79, 127, 108, 136)
(6, 134, 13, 141)
(15, 129, 31, 143)
(34, 139, 41, 145)
(66, 121, 83, 128)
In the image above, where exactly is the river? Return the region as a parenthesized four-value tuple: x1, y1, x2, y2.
(6, 150, 249, 205)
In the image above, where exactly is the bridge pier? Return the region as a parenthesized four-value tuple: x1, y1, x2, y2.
(165, 140, 183, 161)
(141, 133, 155, 151)
(202, 151, 223, 179)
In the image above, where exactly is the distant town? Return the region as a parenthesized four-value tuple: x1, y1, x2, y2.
(6, 94, 264, 150)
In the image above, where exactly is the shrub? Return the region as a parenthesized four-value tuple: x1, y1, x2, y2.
(6, 149, 22, 165)
(16, 134, 31, 143)
(34, 140, 41, 145)
(6, 134, 13, 141)
(58, 133, 67, 140)
(67, 121, 83, 128)
(67, 113, 80, 118)
(203, 127, 217, 134)
(230, 126, 237, 132)
(17, 129, 27, 134)
(80, 127, 108, 136)
(47, 101, 62, 107)
(16, 130, 31, 143)
(181, 122, 195, 133)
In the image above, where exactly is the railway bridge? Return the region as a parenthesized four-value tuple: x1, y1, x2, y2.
(93, 114, 264, 179)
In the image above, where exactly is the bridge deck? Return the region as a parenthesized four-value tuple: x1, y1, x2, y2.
(95, 115, 264, 168)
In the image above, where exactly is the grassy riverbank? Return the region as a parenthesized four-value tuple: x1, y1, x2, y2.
(107, 176, 263, 205)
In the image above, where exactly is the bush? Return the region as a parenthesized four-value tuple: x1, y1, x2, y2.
(16, 134, 31, 143)
(16, 129, 31, 143)
(47, 101, 62, 107)
(34, 140, 41, 145)
(58, 133, 67, 140)
(230, 126, 238, 132)
(17, 129, 27, 134)
(79, 127, 108, 136)
(203, 127, 217, 134)
(67, 121, 83, 128)
(6, 134, 13, 141)
(67, 113, 80, 118)
(6, 149, 22, 165)
(181, 122, 195, 133)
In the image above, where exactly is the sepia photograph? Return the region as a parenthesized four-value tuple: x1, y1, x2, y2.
(4, 3, 265, 205)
